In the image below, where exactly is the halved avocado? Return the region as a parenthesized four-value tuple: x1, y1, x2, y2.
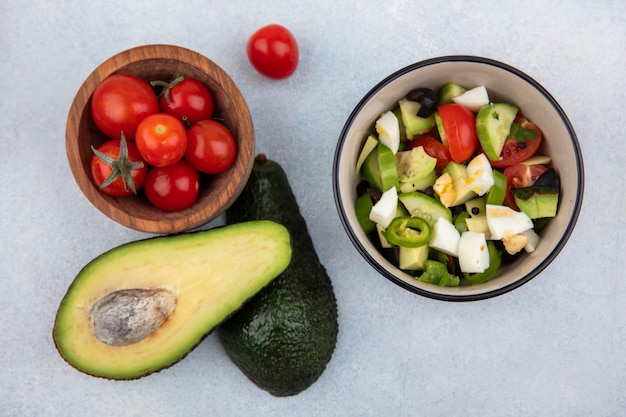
(53, 220, 292, 380)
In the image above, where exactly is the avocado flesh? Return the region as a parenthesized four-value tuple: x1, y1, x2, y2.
(399, 98, 435, 138)
(53, 220, 291, 380)
(512, 185, 559, 219)
(219, 155, 338, 397)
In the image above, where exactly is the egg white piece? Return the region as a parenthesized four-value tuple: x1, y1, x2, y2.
(429, 217, 460, 257)
(485, 204, 534, 240)
(369, 186, 398, 228)
(466, 153, 495, 196)
(522, 228, 541, 253)
(452, 85, 490, 112)
(458, 231, 490, 273)
(375, 111, 400, 154)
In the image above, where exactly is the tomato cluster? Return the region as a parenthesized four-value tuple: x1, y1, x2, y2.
(90, 74, 237, 212)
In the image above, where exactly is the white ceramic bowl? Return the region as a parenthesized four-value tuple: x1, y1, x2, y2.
(333, 56, 584, 301)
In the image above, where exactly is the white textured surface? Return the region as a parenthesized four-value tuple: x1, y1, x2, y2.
(1, 0, 624, 416)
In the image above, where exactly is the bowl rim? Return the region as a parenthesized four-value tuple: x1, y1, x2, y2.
(332, 55, 585, 302)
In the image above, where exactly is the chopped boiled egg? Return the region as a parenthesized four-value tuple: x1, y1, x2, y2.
(458, 231, 490, 273)
(452, 85, 490, 112)
(521, 228, 540, 253)
(429, 217, 460, 257)
(502, 234, 529, 255)
(369, 186, 398, 228)
(375, 111, 400, 154)
(466, 153, 495, 196)
(433, 172, 456, 208)
(485, 204, 533, 240)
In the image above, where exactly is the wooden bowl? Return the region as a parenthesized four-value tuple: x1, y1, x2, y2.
(66, 44, 254, 234)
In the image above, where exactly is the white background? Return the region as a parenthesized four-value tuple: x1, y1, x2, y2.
(1, 1, 624, 416)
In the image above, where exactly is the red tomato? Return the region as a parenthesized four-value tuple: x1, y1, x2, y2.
(91, 136, 147, 197)
(409, 134, 452, 171)
(490, 114, 543, 169)
(503, 163, 548, 210)
(247, 24, 299, 79)
(155, 76, 214, 125)
(91, 74, 158, 140)
(135, 113, 187, 167)
(437, 104, 478, 163)
(185, 120, 237, 174)
(144, 161, 199, 212)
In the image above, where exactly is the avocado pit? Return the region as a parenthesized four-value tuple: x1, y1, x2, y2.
(90, 288, 177, 346)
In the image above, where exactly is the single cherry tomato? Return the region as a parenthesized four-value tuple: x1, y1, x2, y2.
(503, 163, 548, 210)
(135, 113, 187, 167)
(490, 114, 543, 169)
(185, 120, 237, 174)
(247, 24, 299, 79)
(91, 134, 147, 197)
(409, 134, 452, 171)
(144, 161, 199, 212)
(152, 76, 214, 125)
(437, 104, 478, 164)
(91, 74, 159, 140)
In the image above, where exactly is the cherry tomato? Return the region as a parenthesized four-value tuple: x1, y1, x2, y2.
(409, 134, 452, 171)
(247, 24, 299, 79)
(91, 74, 159, 140)
(503, 163, 548, 210)
(437, 104, 478, 164)
(185, 120, 237, 174)
(135, 113, 187, 167)
(490, 114, 543, 169)
(154, 76, 214, 125)
(144, 161, 199, 212)
(91, 135, 147, 197)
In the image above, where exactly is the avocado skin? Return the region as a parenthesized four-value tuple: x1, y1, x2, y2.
(218, 154, 338, 397)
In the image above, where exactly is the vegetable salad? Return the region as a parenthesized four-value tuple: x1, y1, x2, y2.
(354, 82, 560, 287)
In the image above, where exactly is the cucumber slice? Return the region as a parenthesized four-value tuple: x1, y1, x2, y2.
(476, 103, 519, 161)
(438, 82, 467, 104)
(398, 191, 452, 228)
(360, 146, 383, 191)
(355, 134, 379, 175)
(377, 143, 400, 191)
(360, 143, 399, 192)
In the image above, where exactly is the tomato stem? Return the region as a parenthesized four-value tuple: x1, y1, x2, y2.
(91, 131, 145, 193)
(150, 75, 185, 104)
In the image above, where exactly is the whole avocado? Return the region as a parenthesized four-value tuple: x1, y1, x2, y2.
(218, 154, 338, 397)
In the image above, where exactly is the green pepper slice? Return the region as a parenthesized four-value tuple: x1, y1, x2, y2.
(463, 241, 502, 285)
(385, 216, 431, 248)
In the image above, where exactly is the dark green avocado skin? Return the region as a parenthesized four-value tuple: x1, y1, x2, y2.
(218, 155, 339, 397)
